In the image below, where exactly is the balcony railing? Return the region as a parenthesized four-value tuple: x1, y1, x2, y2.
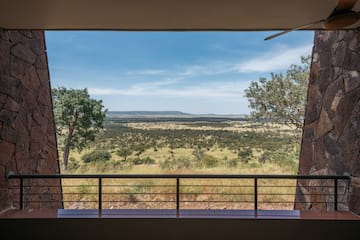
(7, 174, 350, 212)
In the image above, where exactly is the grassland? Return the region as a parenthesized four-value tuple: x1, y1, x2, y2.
(60, 119, 301, 210)
(63, 120, 299, 174)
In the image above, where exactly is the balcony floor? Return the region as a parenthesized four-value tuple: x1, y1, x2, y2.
(1, 209, 359, 240)
(1, 208, 359, 220)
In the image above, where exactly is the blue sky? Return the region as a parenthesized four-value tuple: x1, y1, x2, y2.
(45, 31, 314, 114)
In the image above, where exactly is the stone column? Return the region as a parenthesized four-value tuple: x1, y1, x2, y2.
(297, 30, 360, 214)
(0, 30, 62, 211)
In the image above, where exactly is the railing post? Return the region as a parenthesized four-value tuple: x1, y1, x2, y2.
(334, 178, 338, 211)
(98, 177, 102, 214)
(19, 177, 24, 210)
(254, 177, 258, 211)
(176, 177, 180, 215)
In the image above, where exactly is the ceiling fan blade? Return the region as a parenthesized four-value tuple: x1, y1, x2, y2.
(330, 0, 358, 16)
(264, 30, 293, 41)
(336, 0, 357, 11)
(264, 19, 325, 41)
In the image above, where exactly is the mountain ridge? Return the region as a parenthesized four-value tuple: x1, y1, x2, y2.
(107, 111, 247, 117)
(107, 111, 191, 116)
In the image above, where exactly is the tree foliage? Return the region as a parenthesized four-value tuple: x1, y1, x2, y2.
(52, 87, 107, 169)
(82, 150, 111, 163)
(244, 56, 310, 129)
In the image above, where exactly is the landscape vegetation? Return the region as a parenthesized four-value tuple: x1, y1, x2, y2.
(64, 114, 300, 175)
(52, 56, 309, 210)
(58, 114, 300, 210)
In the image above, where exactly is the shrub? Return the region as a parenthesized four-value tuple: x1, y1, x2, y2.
(68, 157, 80, 170)
(129, 156, 155, 165)
(193, 154, 218, 168)
(259, 152, 271, 163)
(238, 147, 253, 163)
(192, 148, 205, 161)
(272, 152, 295, 167)
(202, 154, 218, 168)
(143, 156, 155, 164)
(116, 148, 132, 161)
(160, 157, 192, 170)
(226, 158, 238, 168)
(131, 157, 143, 165)
(82, 150, 112, 163)
(249, 162, 260, 168)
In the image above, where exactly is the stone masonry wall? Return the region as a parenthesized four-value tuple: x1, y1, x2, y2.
(297, 30, 360, 214)
(0, 30, 62, 211)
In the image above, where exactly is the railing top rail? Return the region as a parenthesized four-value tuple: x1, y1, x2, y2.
(7, 173, 351, 180)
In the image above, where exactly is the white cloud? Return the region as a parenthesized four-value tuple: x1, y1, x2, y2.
(127, 69, 168, 75)
(89, 43, 312, 99)
(170, 44, 313, 77)
(88, 80, 251, 99)
(134, 78, 181, 88)
(235, 44, 312, 72)
(179, 62, 234, 76)
(118, 43, 313, 81)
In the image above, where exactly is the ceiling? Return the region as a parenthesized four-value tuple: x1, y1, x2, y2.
(1, 0, 360, 30)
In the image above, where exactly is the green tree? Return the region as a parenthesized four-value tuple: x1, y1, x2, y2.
(244, 56, 310, 130)
(52, 87, 107, 169)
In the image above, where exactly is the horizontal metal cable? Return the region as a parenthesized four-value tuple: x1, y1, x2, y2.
(8, 173, 349, 211)
(8, 173, 351, 180)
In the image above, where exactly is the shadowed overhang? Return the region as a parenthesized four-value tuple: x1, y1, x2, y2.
(1, 0, 360, 30)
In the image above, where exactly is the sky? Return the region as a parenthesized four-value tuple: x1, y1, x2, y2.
(45, 31, 314, 115)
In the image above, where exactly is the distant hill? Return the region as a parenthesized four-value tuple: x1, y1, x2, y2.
(107, 111, 191, 117)
(106, 111, 249, 123)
